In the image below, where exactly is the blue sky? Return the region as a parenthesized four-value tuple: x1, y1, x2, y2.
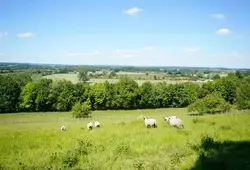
(0, 0, 250, 68)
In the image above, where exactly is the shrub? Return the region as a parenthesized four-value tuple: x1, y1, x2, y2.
(188, 94, 232, 115)
(71, 102, 91, 118)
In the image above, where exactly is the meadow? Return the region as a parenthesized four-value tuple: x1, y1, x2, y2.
(1, 108, 250, 170)
(43, 73, 197, 85)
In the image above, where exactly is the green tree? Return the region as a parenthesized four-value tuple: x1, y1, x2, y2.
(153, 82, 166, 108)
(108, 71, 116, 79)
(51, 80, 76, 111)
(19, 82, 37, 111)
(35, 79, 53, 111)
(9, 71, 32, 87)
(236, 77, 250, 109)
(112, 77, 140, 109)
(198, 81, 216, 98)
(235, 71, 243, 79)
(139, 82, 158, 108)
(103, 81, 115, 109)
(0, 75, 21, 113)
(163, 84, 198, 108)
(77, 67, 89, 83)
(71, 102, 91, 118)
(212, 74, 220, 80)
(220, 76, 238, 104)
(88, 83, 108, 110)
(73, 82, 88, 103)
(196, 71, 204, 78)
(188, 93, 231, 115)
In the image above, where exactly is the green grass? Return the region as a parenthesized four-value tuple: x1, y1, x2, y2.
(43, 73, 197, 85)
(1, 108, 250, 170)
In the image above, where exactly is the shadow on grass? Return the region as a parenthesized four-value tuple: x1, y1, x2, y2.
(190, 136, 250, 170)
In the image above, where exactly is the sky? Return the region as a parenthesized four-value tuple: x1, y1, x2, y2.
(0, 0, 250, 68)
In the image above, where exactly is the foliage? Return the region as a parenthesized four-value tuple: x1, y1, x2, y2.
(188, 94, 232, 115)
(19, 82, 38, 111)
(51, 80, 77, 111)
(109, 70, 116, 78)
(34, 79, 53, 111)
(8, 71, 33, 87)
(71, 102, 92, 118)
(77, 66, 90, 83)
(111, 77, 140, 109)
(0, 75, 21, 113)
(139, 82, 158, 108)
(0, 71, 249, 113)
(88, 83, 108, 110)
(236, 77, 250, 109)
(212, 74, 220, 80)
(198, 75, 238, 104)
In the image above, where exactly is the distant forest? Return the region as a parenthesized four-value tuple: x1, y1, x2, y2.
(1, 62, 249, 75)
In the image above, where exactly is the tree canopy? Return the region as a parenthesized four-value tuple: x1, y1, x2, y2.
(0, 71, 249, 114)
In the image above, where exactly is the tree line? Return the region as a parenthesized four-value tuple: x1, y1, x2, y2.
(0, 71, 250, 113)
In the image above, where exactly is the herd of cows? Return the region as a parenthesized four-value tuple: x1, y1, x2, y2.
(60, 115, 184, 131)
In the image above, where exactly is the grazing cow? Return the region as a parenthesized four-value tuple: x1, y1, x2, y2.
(144, 117, 157, 128)
(60, 125, 66, 131)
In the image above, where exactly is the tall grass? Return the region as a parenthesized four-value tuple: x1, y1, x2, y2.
(0, 108, 250, 169)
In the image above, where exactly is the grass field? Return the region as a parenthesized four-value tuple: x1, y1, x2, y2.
(43, 73, 196, 85)
(1, 108, 250, 170)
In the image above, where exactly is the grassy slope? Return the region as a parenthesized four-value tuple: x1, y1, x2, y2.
(0, 108, 250, 169)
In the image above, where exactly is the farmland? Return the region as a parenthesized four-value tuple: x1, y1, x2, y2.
(43, 73, 197, 85)
(1, 108, 250, 169)
(1, 63, 250, 169)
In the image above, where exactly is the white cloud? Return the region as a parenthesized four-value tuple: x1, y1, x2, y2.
(211, 13, 225, 20)
(124, 7, 142, 16)
(0, 32, 8, 39)
(216, 28, 231, 35)
(17, 32, 36, 38)
(183, 46, 200, 52)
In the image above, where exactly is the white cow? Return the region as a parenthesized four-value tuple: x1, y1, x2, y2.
(144, 117, 157, 128)
(60, 125, 66, 131)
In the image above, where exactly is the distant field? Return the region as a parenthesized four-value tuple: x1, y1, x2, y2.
(43, 73, 198, 85)
(116, 71, 145, 75)
(43, 73, 79, 83)
(1, 108, 250, 169)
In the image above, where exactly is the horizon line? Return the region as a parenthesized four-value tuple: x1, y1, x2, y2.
(0, 61, 250, 70)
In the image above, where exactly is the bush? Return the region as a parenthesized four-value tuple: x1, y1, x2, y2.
(71, 102, 91, 118)
(236, 77, 250, 110)
(188, 93, 232, 115)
